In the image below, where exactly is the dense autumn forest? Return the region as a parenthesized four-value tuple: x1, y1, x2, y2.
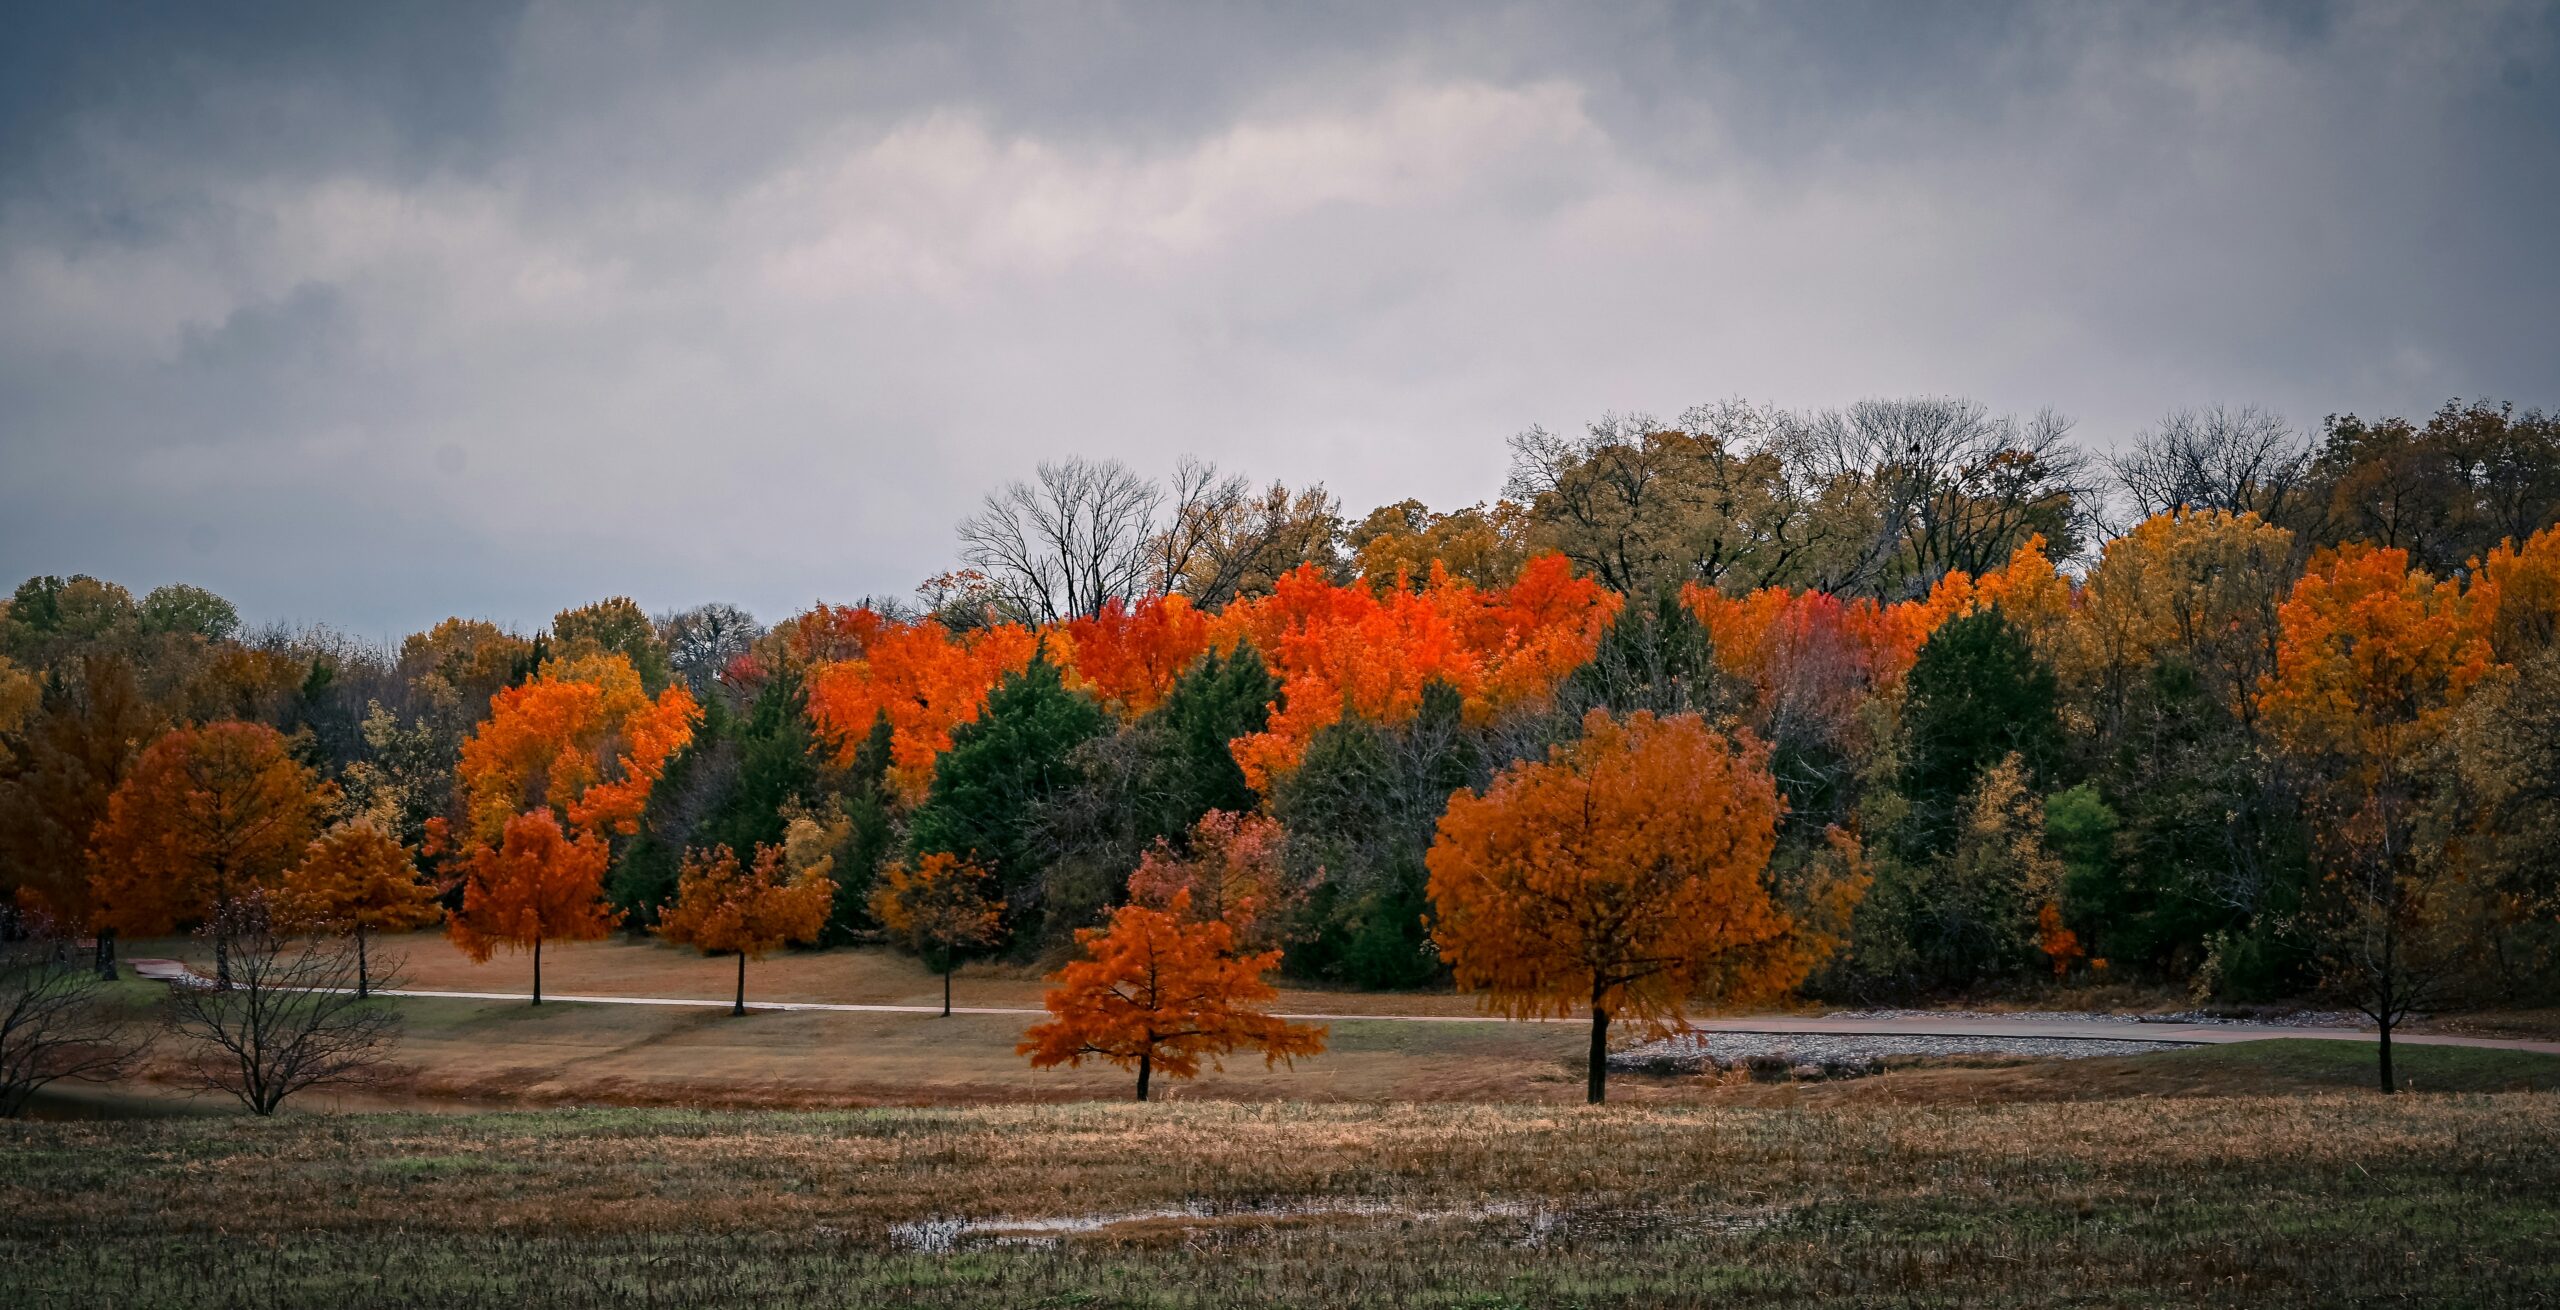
(6, 395, 2560, 1043)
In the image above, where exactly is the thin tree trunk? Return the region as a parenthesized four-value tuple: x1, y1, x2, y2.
(1136, 1050, 1152, 1102)
(733, 952, 746, 1017)
(942, 968, 952, 1018)
(1586, 985, 1611, 1105)
(532, 936, 543, 1006)
(2377, 1015, 2395, 1094)
(214, 931, 231, 990)
(93, 928, 117, 982)
(356, 923, 370, 999)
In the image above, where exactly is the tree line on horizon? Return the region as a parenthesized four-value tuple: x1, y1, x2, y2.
(3, 394, 2558, 1102)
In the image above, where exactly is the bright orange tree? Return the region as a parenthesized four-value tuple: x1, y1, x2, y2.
(806, 615, 1038, 803)
(1019, 890, 1326, 1101)
(1056, 594, 1219, 714)
(1426, 709, 1803, 1104)
(89, 720, 326, 985)
(276, 822, 441, 997)
(1216, 556, 1615, 791)
(446, 807, 618, 1005)
(870, 852, 1005, 1016)
(655, 844, 834, 1015)
(453, 651, 698, 845)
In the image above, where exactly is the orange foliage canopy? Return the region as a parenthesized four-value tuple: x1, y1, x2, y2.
(2256, 544, 2494, 776)
(805, 616, 1038, 803)
(1056, 594, 1219, 714)
(276, 822, 441, 937)
(1426, 710, 1802, 1101)
(2470, 524, 2560, 664)
(1019, 890, 1326, 1101)
(446, 808, 618, 1000)
(1684, 536, 2076, 704)
(655, 845, 834, 962)
(89, 721, 327, 936)
(454, 653, 698, 844)
(1216, 555, 1618, 790)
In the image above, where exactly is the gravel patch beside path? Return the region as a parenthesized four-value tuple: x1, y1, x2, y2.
(1613, 1030, 2199, 1075)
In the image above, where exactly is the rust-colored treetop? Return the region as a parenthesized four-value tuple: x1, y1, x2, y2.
(276, 822, 441, 936)
(870, 851, 1005, 962)
(655, 844, 833, 961)
(1426, 709, 1799, 1031)
(1124, 809, 1299, 952)
(1020, 891, 1325, 1087)
(89, 719, 326, 936)
(446, 807, 618, 962)
(454, 651, 698, 845)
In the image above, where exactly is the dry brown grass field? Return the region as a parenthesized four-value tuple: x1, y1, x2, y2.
(6, 1093, 2557, 1307)
(18, 933, 2555, 1306)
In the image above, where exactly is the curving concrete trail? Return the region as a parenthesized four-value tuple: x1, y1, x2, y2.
(121, 958, 2560, 1056)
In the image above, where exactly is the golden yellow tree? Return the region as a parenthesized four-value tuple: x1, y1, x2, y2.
(276, 823, 441, 997)
(2257, 544, 2493, 1091)
(1426, 709, 1812, 1103)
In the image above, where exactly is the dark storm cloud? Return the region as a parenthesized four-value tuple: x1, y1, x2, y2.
(2, 1, 2556, 635)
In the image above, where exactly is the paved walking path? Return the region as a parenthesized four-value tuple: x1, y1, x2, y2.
(123, 958, 2560, 1056)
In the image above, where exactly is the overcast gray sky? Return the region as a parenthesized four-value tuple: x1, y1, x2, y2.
(3, 1, 2555, 638)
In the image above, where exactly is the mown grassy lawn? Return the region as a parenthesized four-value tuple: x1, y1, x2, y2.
(7, 1079, 2557, 1308)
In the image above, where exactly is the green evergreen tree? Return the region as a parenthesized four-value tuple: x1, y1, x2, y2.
(698, 667, 821, 857)
(1898, 606, 2061, 856)
(1275, 680, 1481, 987)
(823, 709, 899, 944)
(1561, 587, 1727, 718)
(908, 648, 1108, 936)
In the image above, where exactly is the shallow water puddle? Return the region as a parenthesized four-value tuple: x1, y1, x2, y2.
(889, 1200, 1772, 1252)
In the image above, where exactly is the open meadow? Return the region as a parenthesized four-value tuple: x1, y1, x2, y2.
(8, 1091, 2559, 1309)
(11, 934, 2560, 1305)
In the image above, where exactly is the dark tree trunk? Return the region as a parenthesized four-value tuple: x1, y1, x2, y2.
(356, 924, 370, 999)
(93, 928, 117, 982)
(1586, 986, 1611, 1105)
(1136, 1051, 1152, 1102)
(733, 952, 747, 1017)
(942, 968, 952, 1018)
(2377, 1016, 2395, 1094)
(532, 936, 543, 1006)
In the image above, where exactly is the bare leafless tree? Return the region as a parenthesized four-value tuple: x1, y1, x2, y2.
(958, 457, 1167, 623)
(658, 602, 765, 695)
(164, 897, 401, 1115)
(1148, 457, 1252, 596)
(1780, 397, 2096, 596)
(2111, 405, 2312, 525)
(1164, 477, 1346, 607)
(0, 909, 147, 1117)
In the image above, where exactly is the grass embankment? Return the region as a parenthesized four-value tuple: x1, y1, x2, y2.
(8, 1087, 2559, 1308)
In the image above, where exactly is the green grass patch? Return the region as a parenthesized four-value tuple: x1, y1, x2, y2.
(2143, 1038, 2560, 1092)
